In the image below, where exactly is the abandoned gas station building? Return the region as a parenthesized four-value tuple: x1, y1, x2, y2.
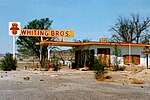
(8, 22, 150, 68)
(38, 40, 150, 68)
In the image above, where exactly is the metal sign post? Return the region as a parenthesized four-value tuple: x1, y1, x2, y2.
(13, 36, 16, 59)
(9, 22, 21, 59)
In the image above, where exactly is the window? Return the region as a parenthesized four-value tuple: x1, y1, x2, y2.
(123, 55, 140, 65)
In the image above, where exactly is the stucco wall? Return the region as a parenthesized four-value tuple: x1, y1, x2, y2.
(75, 45, 150, 66)
(118, 46, 149, 66)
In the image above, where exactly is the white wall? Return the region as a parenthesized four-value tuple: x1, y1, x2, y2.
(120, 46, 149, 66)
(75, 45, 150, 66)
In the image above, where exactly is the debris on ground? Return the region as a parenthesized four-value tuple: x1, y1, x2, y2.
(130, 78, 144, 84)
(79, 67, 89, 71)
(23, 77, 30, 81)
(100, 65, 149, 84)
(40, 79, 44, 81)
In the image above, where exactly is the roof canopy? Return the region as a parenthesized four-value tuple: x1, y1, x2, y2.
(36, 41, 150, 47)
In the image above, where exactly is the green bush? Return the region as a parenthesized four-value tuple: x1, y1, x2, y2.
(90, 57, 104, 71)
(51, 54, 59, 71)
(90, 57, 104, 79)
(112, 45, 122, 71)
(0, 53, 17, 71)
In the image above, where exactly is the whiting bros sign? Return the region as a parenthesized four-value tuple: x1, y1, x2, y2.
(20, 29, 74, 37)
(9, 22, 74, 38)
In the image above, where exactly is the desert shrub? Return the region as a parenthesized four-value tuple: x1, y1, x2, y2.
(51, 54, 59, 71)
(90, 57, 104, 71)
(112, 66, 126, 71)
(0, 53, 17, 71)
(112, 45, 122, 71)
(91, 57, 104, 79)
(118, 66, 126, 71)
(95, 70, 104, 79)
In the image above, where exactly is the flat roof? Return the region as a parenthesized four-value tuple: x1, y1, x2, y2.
(36, 41, 150, 47)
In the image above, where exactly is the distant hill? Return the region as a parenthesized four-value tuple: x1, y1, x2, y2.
(0, 54, 4, 57)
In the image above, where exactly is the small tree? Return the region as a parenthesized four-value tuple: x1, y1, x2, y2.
(16, 18, 54, 68)
(112, 45, 122, 71)
(51, 54, 59, 71)
(0, 53, 17, 71)
(82, 50, 90, 68)
(90, 57, 104, 79)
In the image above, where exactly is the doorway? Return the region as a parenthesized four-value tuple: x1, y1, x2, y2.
(97, 48, 110, 66)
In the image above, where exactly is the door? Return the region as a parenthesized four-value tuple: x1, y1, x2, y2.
(97, 48, 110, 66)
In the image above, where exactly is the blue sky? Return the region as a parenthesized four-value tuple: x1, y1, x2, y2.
(0, 0, 150, 54)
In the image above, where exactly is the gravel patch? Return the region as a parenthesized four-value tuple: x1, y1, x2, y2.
(0, 70, 150, 100)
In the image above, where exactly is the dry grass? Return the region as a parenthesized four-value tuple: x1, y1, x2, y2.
(97, 76, 105, 81)
(125, 65, 145, 73)
(130, 78, 144, 84)
(17, 62, 40, 69)
(97, 75, 115, 82)
(79, 67, 89, 71)
(105, 66, 126, 71)
(118, 66, 126, 71)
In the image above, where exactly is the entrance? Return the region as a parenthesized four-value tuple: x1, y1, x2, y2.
(97, 48, 110, 66)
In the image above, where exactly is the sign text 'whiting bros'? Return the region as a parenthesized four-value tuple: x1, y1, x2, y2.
(9, 22, 74, 38)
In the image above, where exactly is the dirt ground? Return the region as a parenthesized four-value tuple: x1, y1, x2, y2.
(0, 67, 150, 100)
(104, 65, 150, 84)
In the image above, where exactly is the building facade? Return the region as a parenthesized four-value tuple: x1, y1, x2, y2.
(37, 41, 150, 68)
(75, 42, 150, 67)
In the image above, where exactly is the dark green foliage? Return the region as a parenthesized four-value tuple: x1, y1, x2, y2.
(89, 50, 95, 69)
(90, 57, 104, 71)
(82, 50, 90, 67)
(68, 48, 75, 66)
(112, 45, 122, 71)
(0, 53, 17, 71)
(74, 38, 91, 43)
(51, 54, 59, 71)
(16, 18, 54, 68)
(90, 57, 104, 79)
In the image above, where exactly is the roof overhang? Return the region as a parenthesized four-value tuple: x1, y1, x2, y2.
(36, 41, 150, 47)
(36, 41, 83, 47)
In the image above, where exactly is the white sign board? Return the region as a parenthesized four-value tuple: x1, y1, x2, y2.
(9, 22, 21, 36)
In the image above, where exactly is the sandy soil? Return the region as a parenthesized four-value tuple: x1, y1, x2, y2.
(104, 65, 150, 84)
(0, 68, 150, 100)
